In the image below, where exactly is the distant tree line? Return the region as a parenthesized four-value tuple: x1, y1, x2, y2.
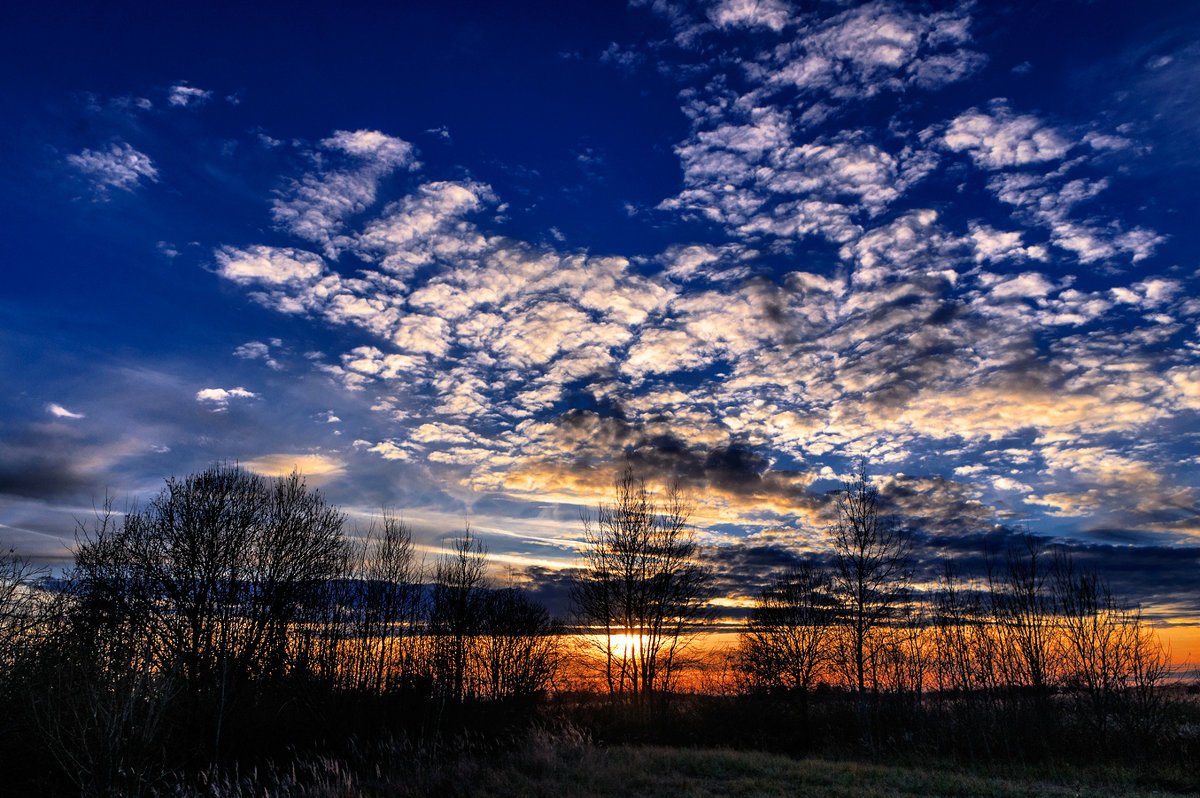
(731, 464, 1173, 758)
(0, 461, 1192, 795)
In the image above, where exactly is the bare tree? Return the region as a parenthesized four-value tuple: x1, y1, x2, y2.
(989, 534, 1060, 697)
(476, 588, 561, 701)
(932, 561, 1000, 697)
(0, 544, 48, 674)
(342, 512, 423, 692)
(427, 527, 488, 702)
(570, 466, 710, 701)
(829, 463, 913, 694)
(1053, 555, 1169, 743)
(71, 464, 347, 753)
(735, 561, 836, 698)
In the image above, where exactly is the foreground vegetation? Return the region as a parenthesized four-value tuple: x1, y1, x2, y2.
(1, 463, 1196, 795)
(154, 733, 1200, 797)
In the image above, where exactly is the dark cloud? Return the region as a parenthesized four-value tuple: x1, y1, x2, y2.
(0, 427, 101, 501)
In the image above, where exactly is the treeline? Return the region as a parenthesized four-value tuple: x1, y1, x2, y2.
(728, 539, 1175, 760)
(0, 465, 559, 795)
(0, 463, 1195, 795)
(721, 467, 1181, 761)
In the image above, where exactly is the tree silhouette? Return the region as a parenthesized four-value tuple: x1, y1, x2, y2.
(428, 527, 488, 702)
(71, 464, 346, 753)
(570, 466, 710, 701)
(736, 560, 836, 698)
(829, 463, 912, 694)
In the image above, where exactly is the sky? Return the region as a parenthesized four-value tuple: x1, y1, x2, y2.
(2, 0, 1198, 656)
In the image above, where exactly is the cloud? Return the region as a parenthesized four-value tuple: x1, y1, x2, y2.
(242, 453, 346, 483)
(353, 180, 494, 275)
(233, 340, 282, 370)
(663, 118, 934, 243)
(271, 130, 420, 256)
(354, 438, 414, 461)
(205, 77, 1196, 606)
(195, 387, 258, 409)
(941, 105, 1072, 169)
(167, 83, 212, 107)
(753, 1, 985, 99)
(215, 245, 326, 285)
(707, 0, 791, 33)
(66, 142, 158, 194)
(987, 172, 1165, 264)
(46, 403, 84, 420)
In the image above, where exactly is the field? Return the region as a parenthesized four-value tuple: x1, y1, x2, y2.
(166, 740, 1200, 797)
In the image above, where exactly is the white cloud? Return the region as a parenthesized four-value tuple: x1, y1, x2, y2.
(234, 341, 270, 359)
(988, 272, 1055, 299)
(708, 0, 792, 32)
(969, 224, 1047, 263)
(207, 115, 1195, 540)
(354, 180, 494, 275)
(66, 142, 158, 194)
(46, 403, 84, 420)
(321, 129, 417, 167)
(355, 439, 413, 461)
(215, 245, 325, 285)
(233, 340, 281, 369)
(759, 1, 984, 99)
(942, 106, 1071, 169)
(168, 83, 212, 107)
(664, 117, 934, 242)
(271, 130, 420, 255)
(195, 387, 258, 409)
(988, 173, 1164, 265)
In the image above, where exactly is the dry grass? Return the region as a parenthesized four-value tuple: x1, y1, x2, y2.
(461, 743, 1197, 798)
(157, 732, 1199, 798)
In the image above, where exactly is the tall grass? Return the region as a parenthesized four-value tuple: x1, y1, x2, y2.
(152, 730, 1198, 798)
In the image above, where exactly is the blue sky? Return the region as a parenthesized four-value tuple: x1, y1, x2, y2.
(2, 0, 1199, 632)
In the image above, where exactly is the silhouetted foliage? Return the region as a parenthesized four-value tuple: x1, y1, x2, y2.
(428, 527, 489, 702)
(70, 465, 347, 756)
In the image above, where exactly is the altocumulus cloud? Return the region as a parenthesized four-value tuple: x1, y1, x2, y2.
(66, 141, 158, 195)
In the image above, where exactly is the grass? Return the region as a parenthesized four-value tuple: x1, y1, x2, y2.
(161, 734, 1200, 797)
(461, 743, 1198, 798)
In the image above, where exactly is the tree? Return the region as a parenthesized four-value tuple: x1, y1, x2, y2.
(476, 588, 561, 701)
(829, 463, 912, 694)
(989, 534, 1059, 696)
(427, 527, 488, 702)
(570, 466, 710, 701)
(0, 544, 48, 675)
(71, 464, 347, 752)
(341, 511, 423, 692)
(1052, 554, 1169, 743)
(736, 561, 836, 698)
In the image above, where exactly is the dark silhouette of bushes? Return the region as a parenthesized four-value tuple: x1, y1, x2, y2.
(0, 465, 563, 795)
